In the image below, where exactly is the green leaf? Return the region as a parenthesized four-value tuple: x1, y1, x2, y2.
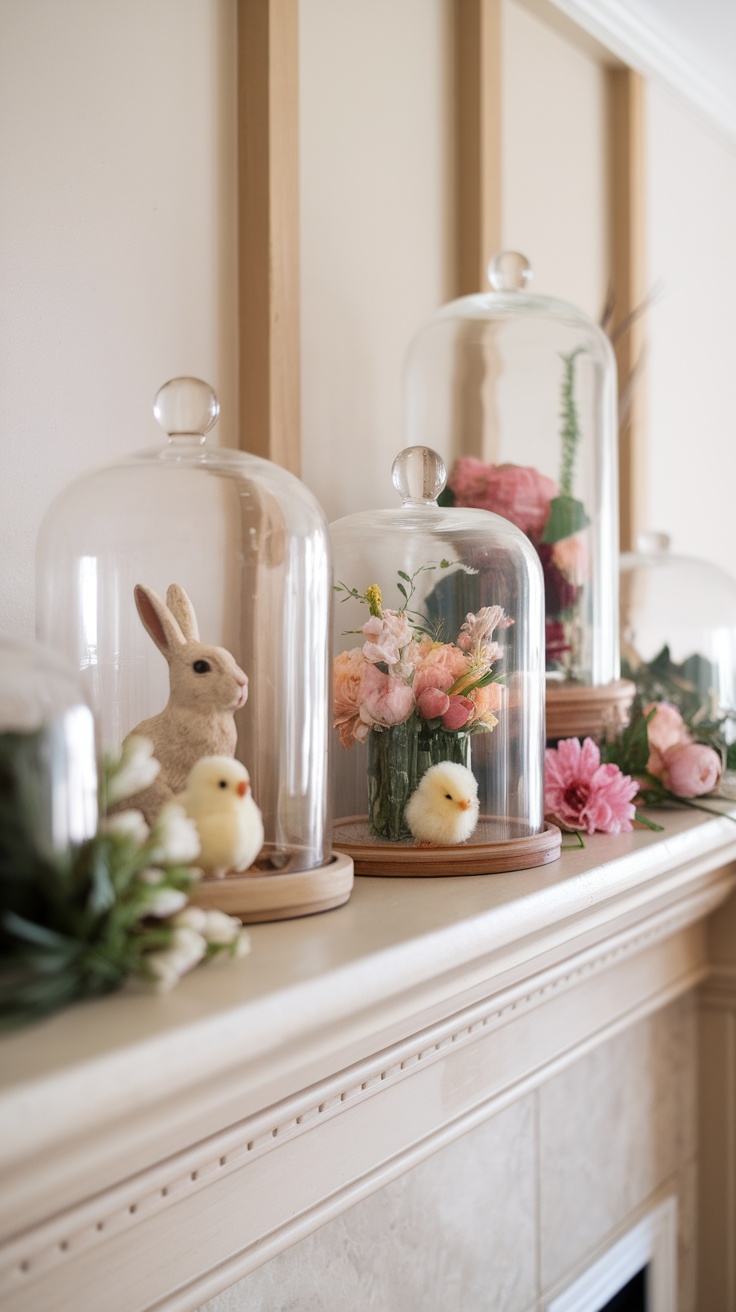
(541, 495, 590, 545)
(398, 570, 411, 582)
(397, 582, 407, 599)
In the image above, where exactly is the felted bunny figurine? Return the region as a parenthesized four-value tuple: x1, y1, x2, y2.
(119, 583, 249, 824)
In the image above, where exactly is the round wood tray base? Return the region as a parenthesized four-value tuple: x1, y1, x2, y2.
(546, 678, 635, 743)
(188, 851, 354, 922)
(332, 818, 561, 876)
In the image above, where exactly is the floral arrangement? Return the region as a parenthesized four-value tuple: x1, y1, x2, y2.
(0, 735, 250, 1026)
(440, 350, 589, 678)
(621, 642, 736, 770)
(333, 564, 511, 840)
(545, 698, 725, 839)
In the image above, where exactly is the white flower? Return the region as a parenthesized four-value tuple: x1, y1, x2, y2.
(148, 803, 201, 865)
(138, 867, 164, 885)
(145, 951, 183, 992)
(107, 735, 160, 805)
(142, 886, 189, 918)
(171, 905, 208, 933)
(201, 909, 242, 945)
(104, 809, 150, 848)
(234, 929, 252, 958)
(170, 925, 208, 971)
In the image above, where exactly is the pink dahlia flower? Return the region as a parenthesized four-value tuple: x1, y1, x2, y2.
(544, 737, 638, 835)
(450, 458, 557, 539)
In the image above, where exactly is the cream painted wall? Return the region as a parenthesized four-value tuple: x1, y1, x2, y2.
(298, 0, 455, 523)
(0, 0, 238, 642)
(502, 0, 610, 323)
(644, 80, 736, 575)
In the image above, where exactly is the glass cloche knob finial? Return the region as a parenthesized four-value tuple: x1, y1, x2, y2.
(392, 446, 447, 506)
(153, 377, 220, 440)
(488, 251, 532, 292)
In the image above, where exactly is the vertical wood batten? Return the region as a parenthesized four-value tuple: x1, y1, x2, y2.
(454, 0, 502, 296)
(237, 0, 301, 473)
(608, 68, 646, 553)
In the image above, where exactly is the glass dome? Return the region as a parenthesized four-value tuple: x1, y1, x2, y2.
(0, 637, 97, 857)
(404, 252, 630, 738)
(36, 377, 333, 875)
(620, 532, 736, 749)
(329, 446, 560, 874)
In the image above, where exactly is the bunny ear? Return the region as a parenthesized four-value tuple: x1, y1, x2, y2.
(134, 584, 186, 659)
(165, 584, 200, 642)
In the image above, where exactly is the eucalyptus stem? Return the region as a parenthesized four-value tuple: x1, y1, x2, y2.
(559, 347, 584, 497)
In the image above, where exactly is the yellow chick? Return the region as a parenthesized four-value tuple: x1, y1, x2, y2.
(178, 756, 264, 877)
(404, 761, 480, 846)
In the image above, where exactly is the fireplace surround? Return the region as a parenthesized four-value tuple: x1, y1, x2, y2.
(1, 807, 735, 1311)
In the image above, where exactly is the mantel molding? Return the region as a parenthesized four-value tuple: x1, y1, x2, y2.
(1, 810, 735, 1312)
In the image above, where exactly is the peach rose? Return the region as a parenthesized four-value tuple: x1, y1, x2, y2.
(417, 687, 450, 720)
(413, 643, 469, 699)
(466, 680, 505, 729)
(333, 648, 368, 749)
(660, 742, 722, 798)
(551, 533, 589, 586)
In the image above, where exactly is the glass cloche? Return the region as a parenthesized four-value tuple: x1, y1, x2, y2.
(36, 377, 338, 886)
(329, 446, 561, 874)
(404, 251, 633, 741)
(621, 533, 736, 753)
(0, 637, 97, 858)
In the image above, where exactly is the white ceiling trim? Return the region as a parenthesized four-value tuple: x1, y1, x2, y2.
(546, 0, 736, 152)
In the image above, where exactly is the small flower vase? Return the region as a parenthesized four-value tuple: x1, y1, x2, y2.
(367, 717, 471, 841)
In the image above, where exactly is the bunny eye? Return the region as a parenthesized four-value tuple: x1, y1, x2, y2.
(193, 659, 211, 674)
(218, 779, 227, 789)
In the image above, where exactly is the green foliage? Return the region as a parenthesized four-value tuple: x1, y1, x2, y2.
(621, 644, 736, 765)
(557, 347, 585, 498)
(541, 494, 590, 545)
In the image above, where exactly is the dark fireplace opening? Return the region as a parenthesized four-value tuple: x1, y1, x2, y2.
(598, 1265, 648, 1312)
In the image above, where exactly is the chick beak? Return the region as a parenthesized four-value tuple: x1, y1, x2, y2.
(237, 780, 248, 798)
(459, 799, 471, 811)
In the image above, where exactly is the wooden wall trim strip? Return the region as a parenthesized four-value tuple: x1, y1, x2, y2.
(608, 67, 646, 553)
(237, 0, 301, 473)
(454, 0, 503, 296)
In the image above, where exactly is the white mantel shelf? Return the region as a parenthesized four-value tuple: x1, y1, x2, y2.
(2, 808, 736, 1312)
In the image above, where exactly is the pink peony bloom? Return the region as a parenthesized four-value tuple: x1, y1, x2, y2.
(450, 458, 558, 538)
(333, 648, 369, 750)
(413, 643, 469, 699)
(417, 687, 451, 720)
(659, 742, 722, 798)
(441, 695, 474, 731)
(361, 610, 412, 666)
(551, 533, 589, 586)
(644, 701, 691, 779)
(544, 736, 638, 835)
(360, 662, 415, 729)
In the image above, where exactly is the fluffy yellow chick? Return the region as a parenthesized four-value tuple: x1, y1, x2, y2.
(404, 761, 480, 846)
(178, 756, 264, 877)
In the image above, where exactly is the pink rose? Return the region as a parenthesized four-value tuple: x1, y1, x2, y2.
(333, 648, 368, 750)
(660, 742, 722, 798)
(413, 643, 469, 698)
(417, 687, 450, 720)
(360, 662, 414, 728)
(450, 458, 558, 538)
(551, 533, 589, 586)
(441, 695, 474, 731)
(645, 702, 691, 779)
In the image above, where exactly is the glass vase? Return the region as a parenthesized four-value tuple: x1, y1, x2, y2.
(367, 716, 471, 841)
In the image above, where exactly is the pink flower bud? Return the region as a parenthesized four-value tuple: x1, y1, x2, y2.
(661, 742, 722, 798)
(417, 687, 451, 720)
(441, 695, 474, 731)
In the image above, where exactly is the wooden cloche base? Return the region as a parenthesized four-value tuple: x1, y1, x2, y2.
(546, 678, 635, 743)
(332, 817, 561, 876)
(188, 851, 354, 923)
